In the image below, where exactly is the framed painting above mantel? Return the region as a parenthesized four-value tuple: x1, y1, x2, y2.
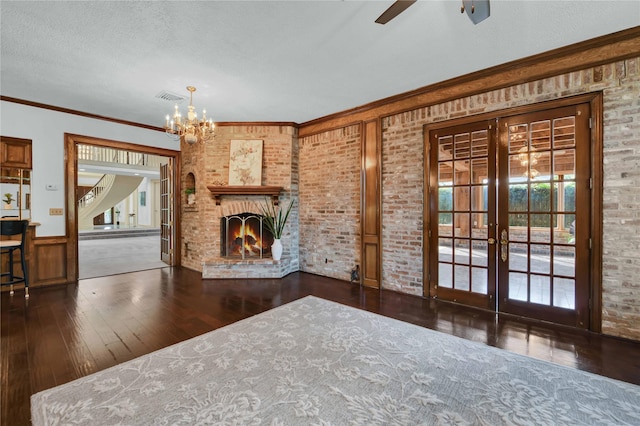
(228, 139, 263, 186)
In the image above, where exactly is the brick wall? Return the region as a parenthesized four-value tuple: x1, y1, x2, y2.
(599, 60, 640, 340)
(181, 138, 207, 271)
(381, 110, 428, 295)
(299, 125, 361, 281)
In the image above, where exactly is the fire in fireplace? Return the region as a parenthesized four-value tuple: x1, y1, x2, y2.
(221, 213, 275, 259)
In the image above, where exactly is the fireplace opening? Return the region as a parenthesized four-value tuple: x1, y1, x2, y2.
(221, 213, 275, 259)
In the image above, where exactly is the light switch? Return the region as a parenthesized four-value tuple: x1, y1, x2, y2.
(45, 184, 58, 191)
(49, 208, 63, 215)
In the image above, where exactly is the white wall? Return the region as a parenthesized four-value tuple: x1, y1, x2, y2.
(1, 100, 179, 236)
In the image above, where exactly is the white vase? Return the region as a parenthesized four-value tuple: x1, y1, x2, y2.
(271, 239, 283, 261)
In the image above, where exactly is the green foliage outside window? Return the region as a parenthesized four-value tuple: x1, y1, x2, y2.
(438, 182, 575, 228)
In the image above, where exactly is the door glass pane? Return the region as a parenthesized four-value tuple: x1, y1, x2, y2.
(563, 182, 576, 212)
(509, 272, 528, 301)
(530, 220, 550, 243)
(454, 239, 469, 264)
(530, 274, 551, 305)
(439, 136, 453, 160)
(553, 246, 575, 277)
(454, 161, 470, 185)
(530, 120, 551, 151)
(439, 219, 453, 235)
(456, 213, 470, 238)
(554, 182, 576, 213)
(509, 243, 527, 272)
(439, 166, 453, 189)
(454, 133, 470, 159)
(472, 241, 488, 266)
(530, 244, 551, 274)
(553, 117, 575, 149)
(471, 187, 485, 211)
(454, 265, 470, 291)
(554, 149, 575, 176)
(508, 220, 527, 242)
(529, 151, 550, 181)
(509, 155, 528, 180)
(439, 263, 452, 288)
(508, 124, 528, 153)
(553, 278, 575, 309)
(564, 214, 576, 245)
(454, 187, 469, 212)
(530, 185, 551, 212)
(438, 238, 452, 262)
(471, 131, 488, 157)
(439, 187, 453, 211)
(471, 213, 487, 239)
(509, 184, 528, 212)
(472, 267, 488, 294)
(471, 158, 488, 183)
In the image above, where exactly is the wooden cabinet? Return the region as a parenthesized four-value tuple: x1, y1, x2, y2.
(1, 137, 32, 169)
(1, 137, 32, 221)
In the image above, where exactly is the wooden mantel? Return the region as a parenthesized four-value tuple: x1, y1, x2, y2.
(207, 185, 283, 206)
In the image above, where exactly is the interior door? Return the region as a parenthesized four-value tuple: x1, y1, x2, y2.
(497, 104, 591, 328)
(160, 161, 174, 265)
(429, 121, 497, 310)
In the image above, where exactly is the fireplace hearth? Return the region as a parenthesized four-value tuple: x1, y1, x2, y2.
(221, 213, 274, 259)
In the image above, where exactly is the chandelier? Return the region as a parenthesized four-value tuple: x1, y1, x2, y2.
(518, 145, 540, 179)
(164, 86, 214, 144)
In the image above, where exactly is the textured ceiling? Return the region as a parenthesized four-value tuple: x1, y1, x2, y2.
(1, 1, 638, 127)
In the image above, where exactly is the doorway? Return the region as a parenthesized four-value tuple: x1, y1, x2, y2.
(65, 134, 180, 281)
(425, 97, 598, 329)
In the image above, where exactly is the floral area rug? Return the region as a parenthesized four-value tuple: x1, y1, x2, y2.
(31, 296, 640, 425)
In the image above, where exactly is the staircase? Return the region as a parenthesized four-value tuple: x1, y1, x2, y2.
(78, 174, 144, 229)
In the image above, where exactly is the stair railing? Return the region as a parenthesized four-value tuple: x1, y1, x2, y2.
(78, 173, 115, 210)
(78, 145, 163, 168)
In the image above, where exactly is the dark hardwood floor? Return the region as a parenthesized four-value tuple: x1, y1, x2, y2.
(3, 268, 640, 425)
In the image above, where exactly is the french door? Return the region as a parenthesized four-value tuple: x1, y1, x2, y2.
(427, 103, 591, 328)
(160, 161, 174, 266)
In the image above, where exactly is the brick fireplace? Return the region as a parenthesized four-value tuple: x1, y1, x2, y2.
(180, 125, 300, 279)
(202, 198, 297, 279)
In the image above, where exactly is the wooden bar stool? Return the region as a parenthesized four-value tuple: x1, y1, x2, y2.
(1, 219, 29, 298)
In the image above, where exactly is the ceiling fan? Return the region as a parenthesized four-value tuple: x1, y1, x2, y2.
(375, 0, 490, 25)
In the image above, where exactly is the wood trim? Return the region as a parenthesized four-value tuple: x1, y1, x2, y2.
(300, 27, 640, 136)
(206, 185, 283, 205)
(64, 133, 181, 280)
(31, 237, 69, 286)
(0, 96, 165, 132)
(361, 119, 382, 289)
(0, 97, 301, 131)
(215, 122, 299, 128)
(589, 93, 604, 333)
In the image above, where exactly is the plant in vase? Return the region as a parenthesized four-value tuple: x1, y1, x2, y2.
(259, 198, 294, 261)
(3, 193, 14, 209)
(185, 188, 196, 205)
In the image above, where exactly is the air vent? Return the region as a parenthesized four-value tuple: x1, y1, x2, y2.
(156, 90, 186, 103)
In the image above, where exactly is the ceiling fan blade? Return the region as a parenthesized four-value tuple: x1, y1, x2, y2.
(463, 0, 490, 24)
(375, 0, 417, 25)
